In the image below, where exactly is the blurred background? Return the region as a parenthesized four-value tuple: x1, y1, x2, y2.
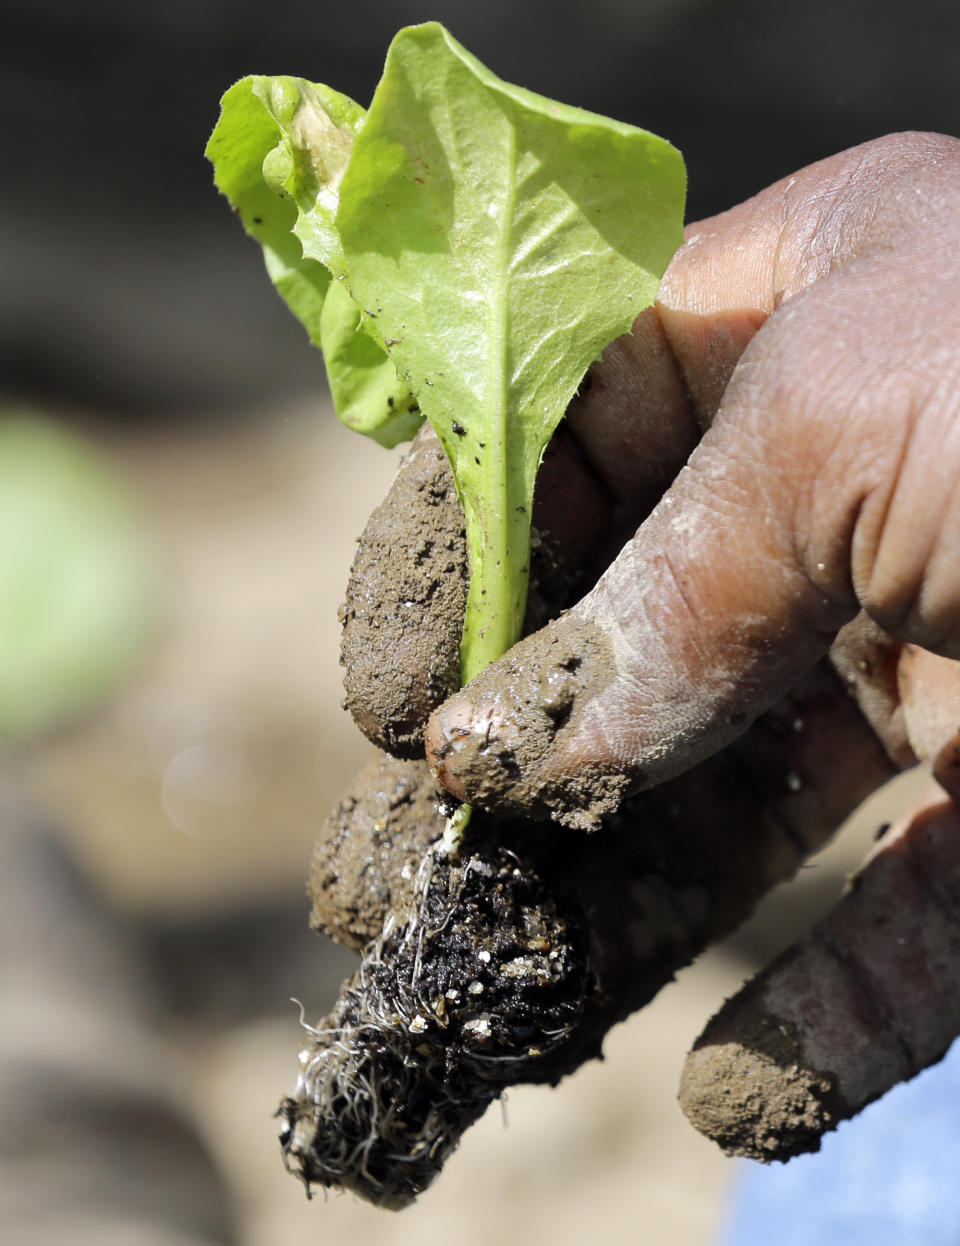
(1, 2, 956, 1243)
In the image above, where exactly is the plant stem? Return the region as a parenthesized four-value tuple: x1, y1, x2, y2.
(440, 483, 533, 856)
(456, 438, 532, 684)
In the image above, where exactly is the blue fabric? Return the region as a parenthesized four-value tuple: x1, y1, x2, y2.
(719, 1039, 960, 1246)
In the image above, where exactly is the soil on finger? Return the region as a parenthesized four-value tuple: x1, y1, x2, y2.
(340, 429, 592, 759)
(339, 431, 466, 759)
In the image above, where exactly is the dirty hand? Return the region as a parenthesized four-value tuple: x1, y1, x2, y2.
(339, 132, 960, 1158)
(426, 130, 960, 821)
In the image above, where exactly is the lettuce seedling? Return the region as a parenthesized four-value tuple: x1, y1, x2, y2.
(208, 22, 685, 827)
(209, 25, 688, 1204)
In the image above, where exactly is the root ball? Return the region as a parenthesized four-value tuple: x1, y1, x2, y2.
(280, 845, 590, 1208)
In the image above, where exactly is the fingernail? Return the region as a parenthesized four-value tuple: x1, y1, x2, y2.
(425, 698, 478, 802)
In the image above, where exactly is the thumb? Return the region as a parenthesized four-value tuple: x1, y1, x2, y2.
(424, 347, 852, 827)
(426, 147, 960, 825)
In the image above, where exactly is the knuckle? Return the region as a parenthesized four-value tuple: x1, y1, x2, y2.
(856, 454, 960, 656)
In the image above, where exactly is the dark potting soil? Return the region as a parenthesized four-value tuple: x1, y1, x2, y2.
(281, 831, 590, 1208)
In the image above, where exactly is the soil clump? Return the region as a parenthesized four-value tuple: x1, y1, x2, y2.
(339, 428, 594, 759)
(308, 754, 441, 950)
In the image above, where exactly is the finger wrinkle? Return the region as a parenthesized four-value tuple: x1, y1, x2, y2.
(851, 404, 932, 636)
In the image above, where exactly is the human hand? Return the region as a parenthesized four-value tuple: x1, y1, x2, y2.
(332, 132, 960, 1159)
(426, 130, 960, 821)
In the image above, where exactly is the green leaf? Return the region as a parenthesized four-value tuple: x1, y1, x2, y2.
(206, 77, 422, 442)
(0, 414, 153, 742)
(206, 77, 333, 350)
(249, 75, 365, 280)
(320, 280, 424, 448)
(337, 23, 686, 680)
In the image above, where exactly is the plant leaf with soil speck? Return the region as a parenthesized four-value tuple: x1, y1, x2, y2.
(336, 23, 685, 679)
(319, 279, 424, 447)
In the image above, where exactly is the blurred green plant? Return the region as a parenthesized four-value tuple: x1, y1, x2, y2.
(0, 413, 153, 742)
